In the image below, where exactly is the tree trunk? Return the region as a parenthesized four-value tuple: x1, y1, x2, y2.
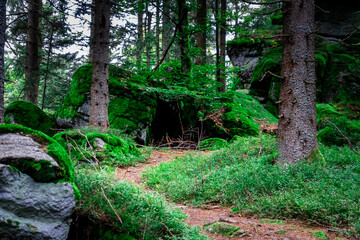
(277, 0, 318, 164)
(89, 0, 111, 128)
(136, 0, 144, 65)
(218, 0, 226, 92)
(89, 0, 95, 62)
(195, 0, 207, 65)
(0, 0, 6, 124)
(155, 0, 160, 66)
(24, 0, 42, 105)
(162, 0, 170, 61)
(177, 0, 191, 74)
(145, 7, 152, 68)
(41, 25, 54, 110)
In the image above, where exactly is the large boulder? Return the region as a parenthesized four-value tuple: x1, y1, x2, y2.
(55, 65, 157, 143)
(55, 64, 277, 143)
(0, 124, 77, 240)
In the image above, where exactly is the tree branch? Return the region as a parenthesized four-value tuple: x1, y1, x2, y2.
(325, 119, 359, 155)
(260, 71, 283, 81)
(242, 0, 289, 5)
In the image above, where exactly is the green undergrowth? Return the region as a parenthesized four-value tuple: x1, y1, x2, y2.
(142, 135, 360, 234)
(199, 138, 228, 150)
(4, 100, 55, 136)
(0, 124, 79, 199)
(53, 127, 147, 167)
(75, 167, 207, 240)
(317, 103, 360, 148)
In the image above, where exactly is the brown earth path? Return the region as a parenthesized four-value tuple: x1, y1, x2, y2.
(116, 150, 349, 240)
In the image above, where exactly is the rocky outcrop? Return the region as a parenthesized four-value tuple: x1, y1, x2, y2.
(0, 164, 75, 240)
(227, 38, 272, 88)
(0, 125, 76, 240)
(0, 134, 62, 181)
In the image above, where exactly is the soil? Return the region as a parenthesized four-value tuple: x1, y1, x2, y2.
(116, 150, 350, 240)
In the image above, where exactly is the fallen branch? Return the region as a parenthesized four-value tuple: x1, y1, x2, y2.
(325, 119, 359, 155)
(101, 187, 123, 224)
(242, 0, 289, 5)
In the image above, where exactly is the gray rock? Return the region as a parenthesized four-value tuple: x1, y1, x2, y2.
(0, 164, 75, 240)
(93, 137, 106, 149)
(228, 45, 267, 87)
(0, 134, 61, 181)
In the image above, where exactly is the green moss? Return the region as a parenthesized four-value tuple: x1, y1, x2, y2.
(108, 96, 156, 133)
(4, 100, 55, 136)
(227, 37, 274, 48)
(317, 104, 360, 148)
(0, 124, 79, 199)
(312, 231, 328, 239)
(203, 222, 239, 237)
(259, 218, 285, 225)
(53, 128, 144, 167)
(199, 138, 228, 150)
(305, 148, 326, 166)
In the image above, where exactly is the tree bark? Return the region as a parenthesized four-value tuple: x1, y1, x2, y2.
(195, 0, 207, 65)
(162, 0, 171, 61)
(177, 0, 191, 74)
(41, 25, 54, 110)
(24, 0, 42, 105)
(155, 0, 160, 66)
(0, 0, 7, 124)
(136, 0, 144, 65)
(89, 0, 95, 62)
(218, 0, 226, 92)
(145, 7, 152, 68)
(277, 0, 318, 163)
(89, 0, 111, 128)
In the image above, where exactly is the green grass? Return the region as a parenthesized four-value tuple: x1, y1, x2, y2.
(75, 167, 207, 240)
(142, 135, 360, 234)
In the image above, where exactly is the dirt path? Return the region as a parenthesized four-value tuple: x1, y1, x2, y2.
(116, 150, 348, 240)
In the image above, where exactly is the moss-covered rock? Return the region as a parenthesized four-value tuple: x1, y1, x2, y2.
(56, 64, 278, 143)
(203, 91, 278, 139)
(53, 128, 145, 167)
(0, 124, 79, 199)
(317, 103, 360, 148)
(203, 222, 240, 237)
(249, 41, 360, 115)
(55, 64, 157, 143)
(5, 100, 55, 136)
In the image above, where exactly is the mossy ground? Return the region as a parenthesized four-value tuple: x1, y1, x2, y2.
(142, 134, 360, 234)
(4, 100, 55, 136)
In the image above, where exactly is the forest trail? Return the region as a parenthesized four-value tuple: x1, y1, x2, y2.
(116, 150, 347, 240)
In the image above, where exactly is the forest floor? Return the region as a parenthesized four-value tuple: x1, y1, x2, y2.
(116, 150, 348, 240)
